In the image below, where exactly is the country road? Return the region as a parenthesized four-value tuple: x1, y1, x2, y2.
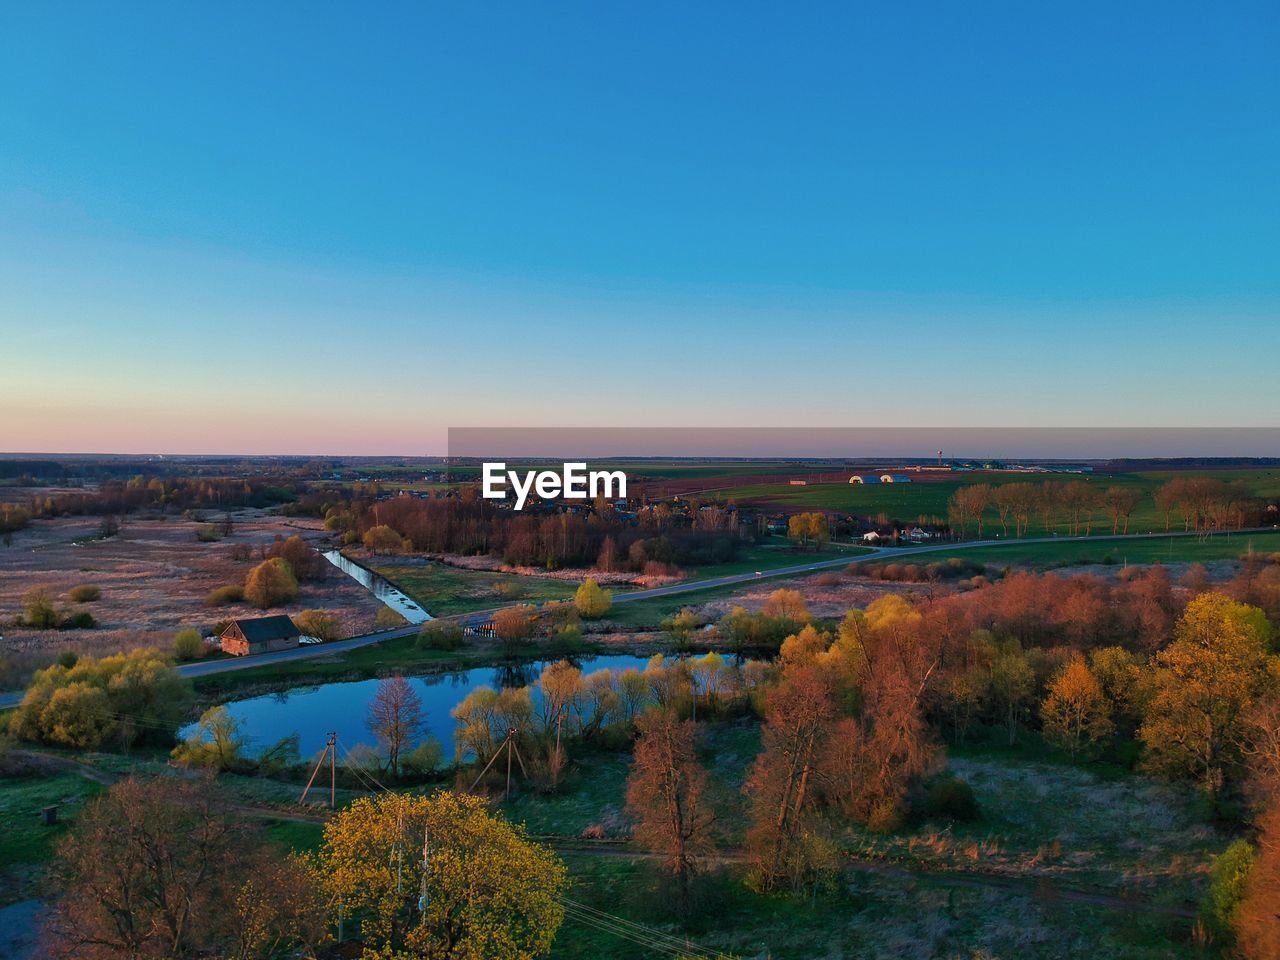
(0, 526, 1271, 709)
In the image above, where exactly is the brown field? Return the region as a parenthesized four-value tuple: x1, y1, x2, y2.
(0, 510, 382, 682)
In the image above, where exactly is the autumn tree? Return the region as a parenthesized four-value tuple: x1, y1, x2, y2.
(761, 588, 809, 622)
(319, 790, 565, 959)
(293, 608, 341, 641)
(1235, 801, 1280, 958)
(1139, 593, 1275, 795)
(362, 523, 406, 554)
(44, 777, 325, 960)
(493, 604, 536, 643)
(368, 675, 424, 776)
(625, 708, 716, 914)
(243, 557, 298, 609)
(573, 577, 612, 618)
(744, 664, 837, 893)
(785, 511, 830, 549)
(1041, 657, 1114, 760)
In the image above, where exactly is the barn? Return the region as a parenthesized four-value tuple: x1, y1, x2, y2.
(848, 475, 882, 484)
(219, 615, 301, 657)
(880, 474, 913, 483)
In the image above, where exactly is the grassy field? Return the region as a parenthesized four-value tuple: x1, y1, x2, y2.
(0, 769, 104, 905)
(705, 467, 1280, 534)
(372, 563, 581, 617)
(874, 529, 1280, 569)
(500, 720, 1223, 959)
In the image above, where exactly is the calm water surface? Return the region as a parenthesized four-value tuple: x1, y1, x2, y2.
(191, 655, 652, 759)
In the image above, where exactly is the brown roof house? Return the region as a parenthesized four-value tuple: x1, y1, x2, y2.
(219, 615, 301, 657)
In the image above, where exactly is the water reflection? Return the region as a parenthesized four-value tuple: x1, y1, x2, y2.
(322, 550, 432, 624)
(188, 654, 653, 760)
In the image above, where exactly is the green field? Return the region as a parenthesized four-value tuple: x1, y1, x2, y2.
(705, 468, 1280, 534)
(373, 563, 581, 617)
(0, 769, 104, 905)
(374, 540, 865, 620)
(878, 530, 1280, 569)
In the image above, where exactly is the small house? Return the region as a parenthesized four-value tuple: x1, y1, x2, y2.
(219, 615, 301, 657)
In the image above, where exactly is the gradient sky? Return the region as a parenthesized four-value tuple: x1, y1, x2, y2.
(2, 2, 1278, 455)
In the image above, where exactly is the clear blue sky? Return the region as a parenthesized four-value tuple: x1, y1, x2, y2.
(1, 2, 1277, 454)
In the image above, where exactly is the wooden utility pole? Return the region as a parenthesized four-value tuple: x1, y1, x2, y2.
(300, 732, 337, 807)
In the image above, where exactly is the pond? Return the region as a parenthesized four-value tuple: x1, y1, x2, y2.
(188, 654, 654, 761)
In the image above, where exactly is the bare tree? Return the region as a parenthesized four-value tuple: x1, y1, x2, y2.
(367, 675, 424, 776)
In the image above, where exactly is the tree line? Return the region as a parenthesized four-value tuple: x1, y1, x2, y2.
(947, 477, 1265, 538)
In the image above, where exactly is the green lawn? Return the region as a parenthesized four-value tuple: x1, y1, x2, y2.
(0, 770, 104, 904)
(877, 530, 1280, 569)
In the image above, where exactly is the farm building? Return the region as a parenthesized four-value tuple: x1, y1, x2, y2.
(848, 475, 882, 484)
(880, 474, 912, 483)
(789, 479, 808, 486)
(219, 615, 301, 657)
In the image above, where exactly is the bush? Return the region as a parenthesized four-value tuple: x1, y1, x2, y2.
(417, 621, 465, 651)
(374, 606, 407, 630)
(1201, 839, 1256, 941)
(294, 608, 342, 641)
(194, 524, 222, 543)
(60, 610, 96, 630)
(493, 605, 536, 643)
(205, 584, 244, 606)
(173, 629, 206, 661)
(243, 558, 298, 609)
(68, 584, 101, 603)
(866, 798, 905, 834)
(402, 738, 444, 775)
(9, 648, 193, 749)
(925, 776, 981, 822)
(574, 578, 612, 619)
(22, 587, 58, 629)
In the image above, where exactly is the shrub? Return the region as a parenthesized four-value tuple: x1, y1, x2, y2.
(1202, 839, 1256, 941)
(402, 738, 444, 775)
(294, 608, 341, 641)
(493, 605, 536, 642)
(866, 798, 905, 834)
(574, 578, 612, 619)
(22, 587, 58, 629)
(9, 648, 193, 749)
(205, 584, 244, 606)
(194, 524, 222, 543)
(374, 606, 407, 630)
(173, 629, 206, 661)
(68, 584, 101, 603)
(59, 610, 96, 630)
(242, 558, 298, 609)
(925, 777, 981, 822)
(417, 621, 465, 651)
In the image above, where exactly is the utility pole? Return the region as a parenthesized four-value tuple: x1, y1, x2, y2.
(301, 732, 337, 807)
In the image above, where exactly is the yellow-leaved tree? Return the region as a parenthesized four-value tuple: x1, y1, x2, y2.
(573, 578, 612, 619)
(319, 791, 565, 959)
(1041, 656, 1114, 761)
(1139, 593, 1277, 796)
